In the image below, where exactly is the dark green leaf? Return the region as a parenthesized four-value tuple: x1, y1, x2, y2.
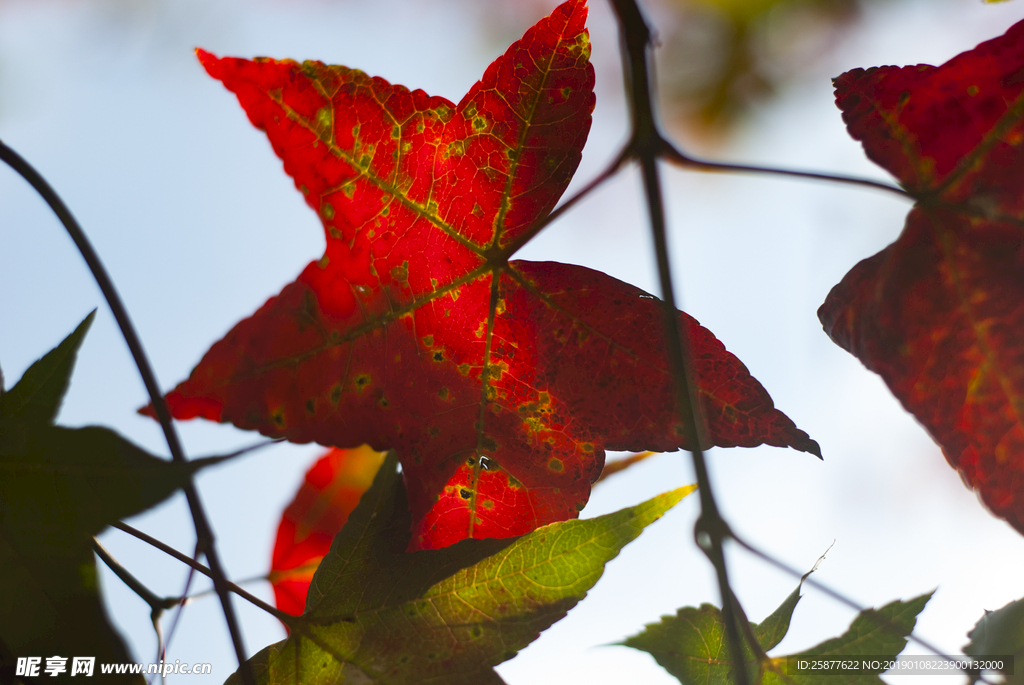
(964, 596, 1024, 684)
(0, 310, 94, 423)
(0, 316, 224, 677)
(227, 453, 694, 685)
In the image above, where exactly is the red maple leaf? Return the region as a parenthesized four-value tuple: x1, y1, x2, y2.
(269, 445, 384, 616)
(821, 19, 1024, 534)
(152, 0, 819, 549)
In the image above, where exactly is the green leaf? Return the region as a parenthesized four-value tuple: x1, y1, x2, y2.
(620, 583, 802, 685)
(622, 578, 930, 685)
(964, 596, 1024, 684)
(227, 453, 695, 685)
(0, 316, 223, 675)
(0, 310, 94, 423)
(765, 593, 931, 685)
(755, 585, 802, 652)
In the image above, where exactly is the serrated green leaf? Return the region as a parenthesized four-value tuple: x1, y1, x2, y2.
(764, 593, 932, 685)
(964, 596, 1024, 684)
(621, 603, 750, 685)
(622, 578, 929, 685)
(0, 310, 94, 423)
(620, 583, 803, 685)
(227, 453, 695, 685)
(0, 317, 225, 675)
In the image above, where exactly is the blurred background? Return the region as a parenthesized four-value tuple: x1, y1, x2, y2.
(2, 0, 1024, 682)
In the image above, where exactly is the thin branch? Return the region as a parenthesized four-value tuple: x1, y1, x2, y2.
(112, 521, 295, 626)
(0, 139, 253, 685)
(161, 542, 202, 668)
(662, 144, 911, 199)
(92, 536, 180, 666)
(111, 521, 366, 673)
(605, 2, 749, 684)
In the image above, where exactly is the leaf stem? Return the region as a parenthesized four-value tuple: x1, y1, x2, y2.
(662, 144, 911, 199)
(161, 544, 201, 671)
(606, 1, 749, 684)
(0, 139, 253, 685)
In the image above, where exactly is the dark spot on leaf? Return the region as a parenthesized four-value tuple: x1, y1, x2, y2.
(459, 489, 471, 500)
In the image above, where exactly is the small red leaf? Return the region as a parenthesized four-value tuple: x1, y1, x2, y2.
(269, 445, 385, 616)
(823, 19, 1024, 534)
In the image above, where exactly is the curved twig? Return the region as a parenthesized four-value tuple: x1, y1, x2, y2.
(92, 536, 180, 670)
(662, 143, 911, 199)
(112, 522, 294, 626)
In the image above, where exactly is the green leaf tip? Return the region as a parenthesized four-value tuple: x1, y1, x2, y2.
(0, 309, 96, 423)
(227, 461, 695, 685)
(964, 594, 1024, 683)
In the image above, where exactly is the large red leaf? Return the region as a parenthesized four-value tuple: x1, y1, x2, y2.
(268, 445, 384, 616)
(155, 0, 819, 549)
(821, 19, 1024, 534)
